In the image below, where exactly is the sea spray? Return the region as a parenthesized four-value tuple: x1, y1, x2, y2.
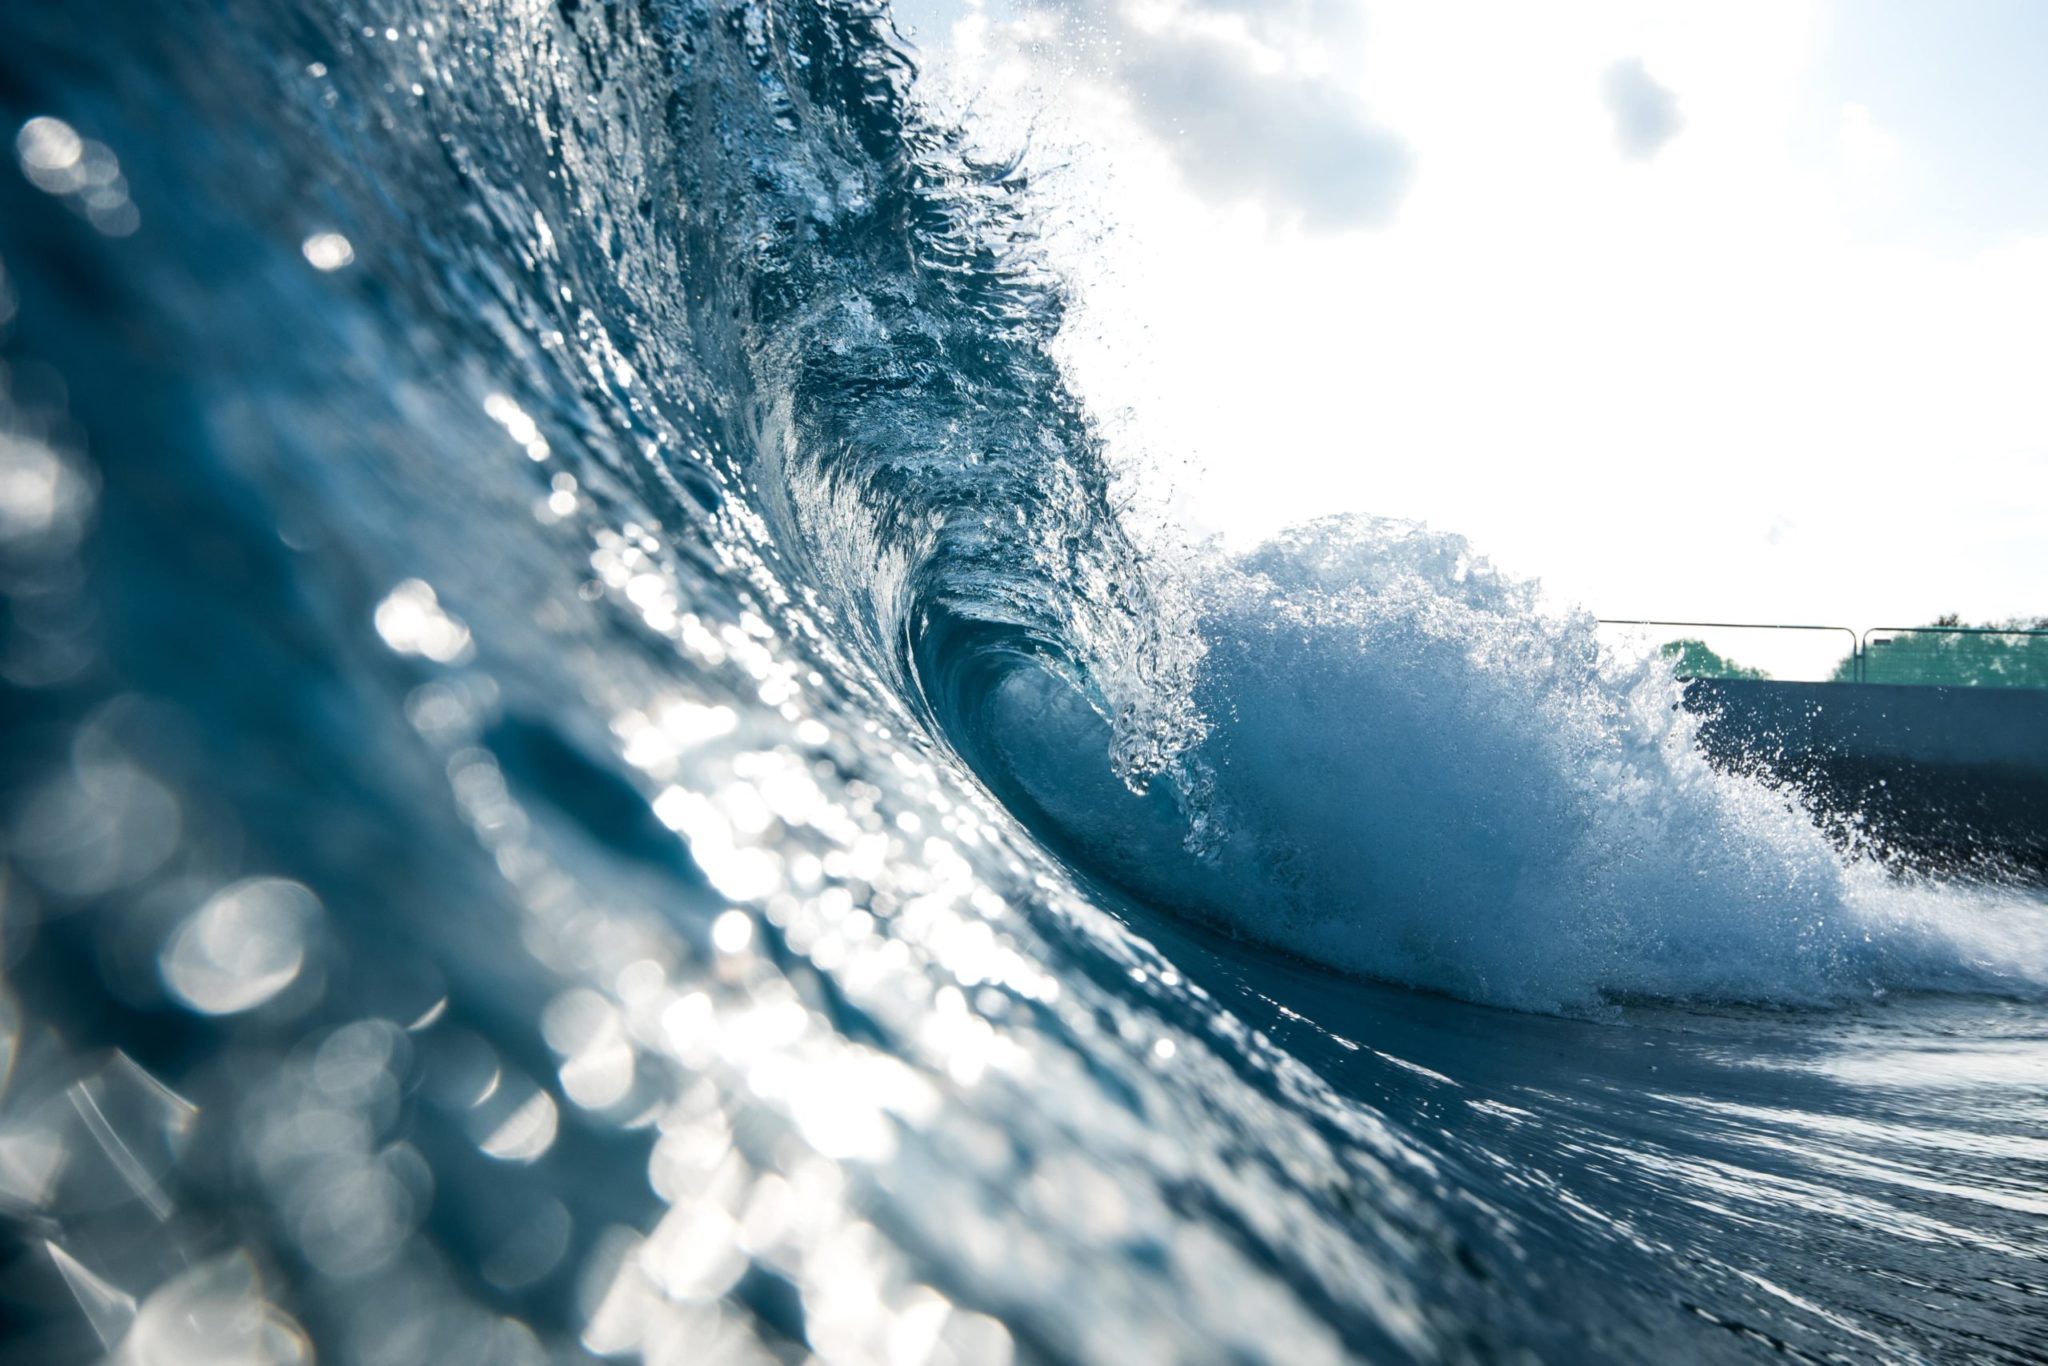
(980, 515, 2048, 1012)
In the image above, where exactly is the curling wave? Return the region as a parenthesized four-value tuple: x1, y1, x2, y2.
(4, 0, 2048, 1360)
(650, 0, 2048, 1018)
(975, 516, 2048, 1012)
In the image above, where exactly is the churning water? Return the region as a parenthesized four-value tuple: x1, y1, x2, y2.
(1, 3, 2045, 1362)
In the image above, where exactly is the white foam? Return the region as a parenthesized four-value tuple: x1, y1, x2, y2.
(988, 516, 2048, 1014)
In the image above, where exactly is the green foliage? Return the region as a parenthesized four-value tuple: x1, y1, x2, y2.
(1659, 638, 1769, 680)
(1830, 616, 2048, 687)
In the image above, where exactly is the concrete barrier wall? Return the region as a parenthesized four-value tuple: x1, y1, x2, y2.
(1681, 678, 2048, 877)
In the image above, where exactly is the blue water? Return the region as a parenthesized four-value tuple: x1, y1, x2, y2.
(2, 3, 2046, 1361)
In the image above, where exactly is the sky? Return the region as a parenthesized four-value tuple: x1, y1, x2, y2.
(887, 0, 2048, 675)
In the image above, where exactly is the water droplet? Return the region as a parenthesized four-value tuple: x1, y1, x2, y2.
(301, 232, 355, 272)
(161, 878, 317, 1015)
(374, 579, 473, 662)
(712, 909, 754, 954)
(478, 1087, 559, 1163)
(16, 117, 83, 192)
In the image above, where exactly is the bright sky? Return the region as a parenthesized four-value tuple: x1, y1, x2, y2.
(891, 0, 2048, 674)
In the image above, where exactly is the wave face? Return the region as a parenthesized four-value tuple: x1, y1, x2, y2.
(2, 1, 2046, 1362)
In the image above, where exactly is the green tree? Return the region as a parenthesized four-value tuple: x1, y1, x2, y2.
(1831, 616, 2048, 686)
(1660, 638, 1769, 680)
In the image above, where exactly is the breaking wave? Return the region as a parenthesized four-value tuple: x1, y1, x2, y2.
(3, 0, 2045, 1360)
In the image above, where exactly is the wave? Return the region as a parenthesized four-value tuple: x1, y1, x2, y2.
(577, 4, 2048, 1019)
(969, 517, 2048, 1013)
(8, 0, 2048, 1358)
(644, 0, 1207, 789)
(534, 0, 2046, 1017)
(560, 2, 2046, 1018)
(10, 0, 2021, 1023)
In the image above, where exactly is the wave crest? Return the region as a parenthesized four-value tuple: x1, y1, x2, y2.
(976, 516, 2048, 1013)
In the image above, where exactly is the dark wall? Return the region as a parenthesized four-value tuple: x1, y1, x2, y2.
(1682, 678, 2048, 880)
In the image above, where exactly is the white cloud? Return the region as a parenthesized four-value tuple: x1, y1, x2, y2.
(1602, 57, 1683, 160)
(1117, 20, 1412, 227)
(900, 0, 2048, 637)
(905, 0, 1412, 229)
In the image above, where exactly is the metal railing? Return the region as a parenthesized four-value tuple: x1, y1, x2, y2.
(1857, 626, 2048, 689)
(1596, 620, 2048, 688)
(1596, 620, 1857, 684)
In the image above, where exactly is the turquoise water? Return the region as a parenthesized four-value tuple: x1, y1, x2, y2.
(1, 2, 2045, 1361)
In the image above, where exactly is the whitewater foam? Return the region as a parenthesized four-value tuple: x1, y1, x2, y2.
(978, 515, 2048, 1013)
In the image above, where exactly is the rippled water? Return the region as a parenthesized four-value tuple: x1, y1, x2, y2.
(1, 2, 2045, 1362)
